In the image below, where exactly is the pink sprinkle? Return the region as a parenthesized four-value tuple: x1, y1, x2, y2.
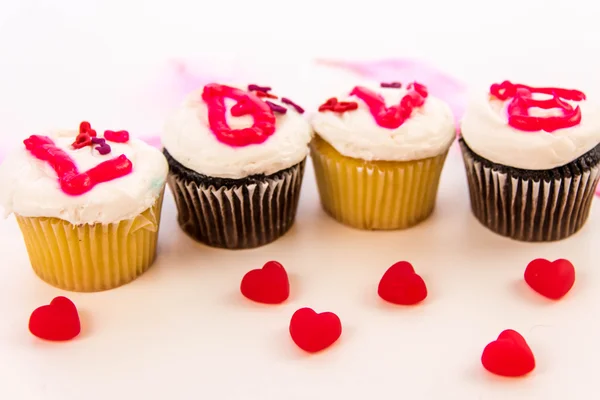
(266, 101, 287, 114)
(381, 82, 402, 88)
(248, 84, 271, 92)
(96, 143, 111, 155)
(281, 98, 305, 114)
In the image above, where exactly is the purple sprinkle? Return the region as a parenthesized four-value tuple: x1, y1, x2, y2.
(381, 82, 403, 89)
(281, 98, 305, 114)
(96, 144, 111, 155)
(248, 84, 272, 92)
(266, 101, 287, 114)
(91, 137, 105, 145)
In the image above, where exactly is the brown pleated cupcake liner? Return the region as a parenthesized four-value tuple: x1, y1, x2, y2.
(15, 191, 164, 292)
(166, 159, 306, 249)
(459, 139, 600, 242)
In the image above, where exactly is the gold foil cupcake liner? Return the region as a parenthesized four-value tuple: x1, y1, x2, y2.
(310, 136, 449, 230)
(167, 160, 305, 249)
(15, 191, 164, 292)
(460, 141, 600, 241)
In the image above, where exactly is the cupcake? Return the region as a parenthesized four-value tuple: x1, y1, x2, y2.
(310, 81, 455, 230)
(460, 80, 600, 242)
(0, 122, 168, 291)
(162, 83, 312, 249)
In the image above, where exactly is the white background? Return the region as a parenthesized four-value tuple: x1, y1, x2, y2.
(1, 1, 600, 399)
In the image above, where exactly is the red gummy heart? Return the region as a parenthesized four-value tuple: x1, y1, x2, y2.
(240, 261, 289, 304)
(289, 308, 342, 353)
(377, 261, 428, 305)
(29, 297, 81, 341)
(481, 329, 535, 377)
(524, 258, 575, 300)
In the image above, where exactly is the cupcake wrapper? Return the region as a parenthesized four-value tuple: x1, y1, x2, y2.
(16, 191, 164, 292)
(167, 160, 305, 249)
(460, 140, 600, 241)
(310, 138, 449, 230)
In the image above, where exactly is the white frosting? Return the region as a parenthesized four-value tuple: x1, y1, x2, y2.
(309, 84, 455, 161)
(0, 131, 168, 225)
(162, 86, 313, 179)
(461, 87, 600, 170)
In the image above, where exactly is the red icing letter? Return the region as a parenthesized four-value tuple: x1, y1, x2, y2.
(350, 82, 428, 129)
(202, 84, 277, 147)
(24, 135, 132, 196)
(490, 81, 585, 132)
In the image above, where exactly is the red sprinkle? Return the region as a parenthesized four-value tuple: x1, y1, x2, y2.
(281, 97, 305, 114)
(524, 258, 575, 300)
(319, 97, 358, 113)
(350, 82, 428, 129)
(481, 330, 535, 377)
(29, 296, 81, 341)
(240, 261, 290, 304)
(79, 121, 92, 134)
(95, 143, 112, 155)
(104, 130, 130, 143)
(289, 308, 342, 353)
(71, 133, 92, 149)
(381, 82, 402, 88)
(24, 135, 132, 195)
(202, 83, 276, 147)
(377, 261, 427, 305)
(318, 97, 338, 112)
(72, 121, 101, 149)
(266, 101, 287, 114)
(333, 102, 358, 112)
(255, 91, 278, 99)
(490, 81, 585, 132)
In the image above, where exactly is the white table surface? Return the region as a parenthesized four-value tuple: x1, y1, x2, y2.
(2, 1, 600, 399)
(1, 151, 599, 400)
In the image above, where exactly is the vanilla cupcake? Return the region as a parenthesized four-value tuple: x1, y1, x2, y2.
(162, 83, 312, 249)
(0, 122, 168, 291)
(460, 80, 600, 241)
(310, 81, 455, 230)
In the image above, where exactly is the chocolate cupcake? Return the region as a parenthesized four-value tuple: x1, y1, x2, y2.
(460, 80, 600, 242)
(162, 83, 312, 249)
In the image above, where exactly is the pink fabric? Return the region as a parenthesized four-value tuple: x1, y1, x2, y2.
(139, 135, 162, 149)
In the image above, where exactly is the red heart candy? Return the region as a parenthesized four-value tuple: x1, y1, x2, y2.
(377, 261, 428, 305)
(481, 329, 535, 377)
(240, 261, 289, 304)
(524, 258, 575, 300)
(29, 297, 81, 341)
(289, 308, 342, 353)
